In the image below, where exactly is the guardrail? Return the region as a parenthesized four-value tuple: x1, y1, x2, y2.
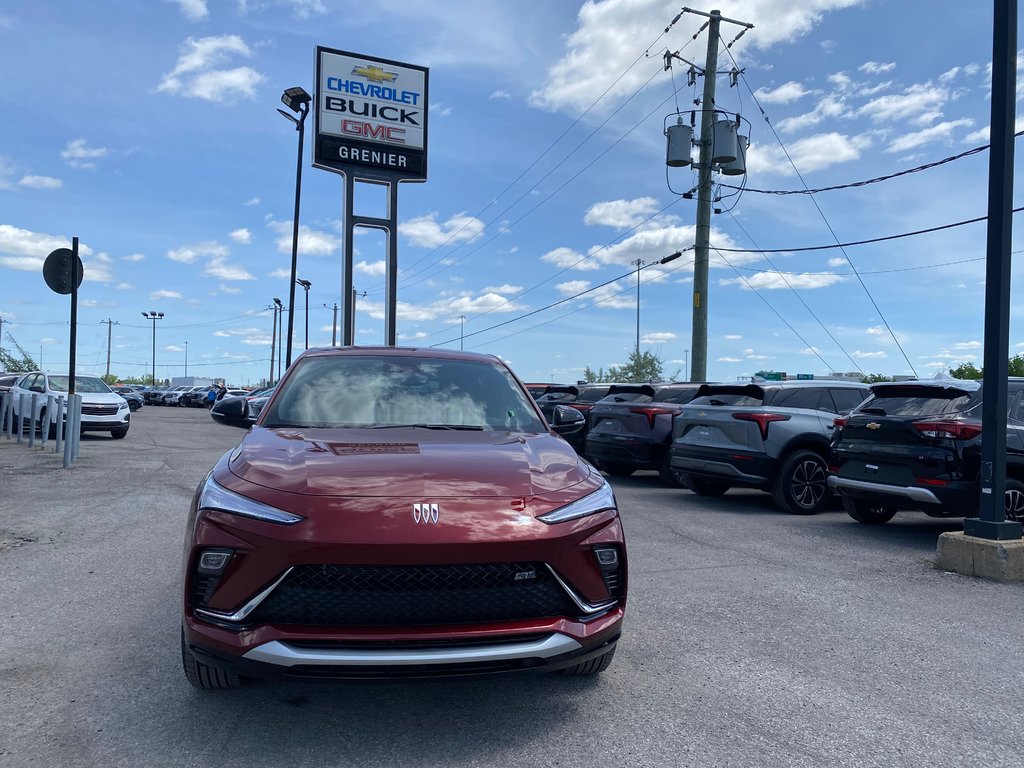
(0, 391, 83, 467)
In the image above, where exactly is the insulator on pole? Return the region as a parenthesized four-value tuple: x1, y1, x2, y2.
(666, 119, 694, 167)
(719, 135, 748, 176)
(711, 118, 739, 164)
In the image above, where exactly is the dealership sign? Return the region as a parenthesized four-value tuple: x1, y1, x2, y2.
(314, 47, 429, 180)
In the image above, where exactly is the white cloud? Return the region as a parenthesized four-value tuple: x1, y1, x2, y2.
(859, 61, 896, 75)
(165, 344, 185, 353)
(204, 256, 254, 281)
(800, 347, 822, 355)
(720, 272, 846, 290)
(924, 362, 947, 369)
(724, 334, 743, 340)
(268, 220, 340, 256)
(529, 0, 865, 114)
(718, 357, 743, 363)
(754, 81, 815, 104)
(641, 332, 676, 344)
(61, 138, 108, 170)
(746, 132, 869, 175)
(167, 240, 228, 264)
(267, 267, 290, 279)
(243, 197, 260, 206)
(963, 115, 1024, 143)
(360, 291, 526, 323)
(123, 253, 145, 262)
(489, 90, 511, 100)
(399, 212, 484, 248)
(219, 283, 242, 294)
(0, 224, 93, 272)
(483, 284, 523, 294)
(157, 35, 266, 102)
(885, 119, 974, 153)
(584, 197, 659, 228)
(166, 0, 208, 20)
(286, 0, 326, 19)
(116, 282, 133, 290)
(355, 259, 386, 277)
(866, 326, 884, 335)
(151, 289, 183, 300)
(952, 340, 982, 350)
(229, 228, 252, 244)
(556, 280, 590, 294)
(852, 350, 887, 359)
(541, 246, 599, 271)
(860, 83, 947, 125)
(18, 175, 63, 190)
(828, 257, 847, 267)
(775, 95, 849, 133)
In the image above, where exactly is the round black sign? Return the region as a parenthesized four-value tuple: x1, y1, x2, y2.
(43, 248, 85, 295)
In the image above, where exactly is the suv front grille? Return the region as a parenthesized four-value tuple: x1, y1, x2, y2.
(82, 404, 118, 416)
(249, 563, 580, 627)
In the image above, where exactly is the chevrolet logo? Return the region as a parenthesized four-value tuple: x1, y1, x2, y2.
(412, 503, 439, 524)
(352, 65, 398, 83)
(866, 422, 881, 430)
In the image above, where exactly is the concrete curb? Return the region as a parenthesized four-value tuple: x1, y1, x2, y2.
(936, 531, 1024, 582)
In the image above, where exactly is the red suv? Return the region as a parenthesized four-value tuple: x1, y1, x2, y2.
(181, 348, 626, 688)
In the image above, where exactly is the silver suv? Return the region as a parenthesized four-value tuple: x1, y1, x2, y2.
(669, 381, 869, 514)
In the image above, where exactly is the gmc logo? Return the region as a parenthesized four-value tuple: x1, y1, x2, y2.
(341, 119, 407, 143)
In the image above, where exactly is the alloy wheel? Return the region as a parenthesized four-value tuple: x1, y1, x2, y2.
(792, 460, 827, 510)
(1005, 488, 1024, 522)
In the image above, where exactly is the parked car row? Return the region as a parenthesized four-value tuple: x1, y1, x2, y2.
(5, 371, 132, 438)
(142, 385, 250, 407)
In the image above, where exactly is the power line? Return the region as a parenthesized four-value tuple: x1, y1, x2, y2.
(726, 46, 914, 377)
(713, 206, 1024, 254)
(719, 132, 1024, 195)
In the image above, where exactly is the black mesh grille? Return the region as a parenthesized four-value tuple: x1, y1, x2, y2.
(249, 563, 580, 627)
(190, 573, 220, 608)
(82, 404, 118, 416)
(603, 570, 623, 598)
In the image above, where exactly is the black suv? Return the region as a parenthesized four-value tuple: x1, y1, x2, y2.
(537, 383, 620, 458)
(586, 383, 703, 486)
(827, 379, 1024, 524)
(670, 380, 870, 514)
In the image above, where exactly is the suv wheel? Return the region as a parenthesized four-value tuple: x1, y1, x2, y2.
(1005, 479, 1024, 522)
(658, 452, 686, 488)
(773, 449, 830, 514)
(181, 629, 242, 690)
(110, 426, 129, 439)
(682, 475, 730, 497)
(601, 462, 635, 478)
(843, 497, 897, 525)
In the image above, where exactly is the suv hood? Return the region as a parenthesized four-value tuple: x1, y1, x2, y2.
(228, 426, 588, 497)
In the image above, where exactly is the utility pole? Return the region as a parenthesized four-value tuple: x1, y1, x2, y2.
(685, 8, 752, 382)
(459, 315, 466, 350)
(101, 319, 118, 378)
(633, 258, 644, 357)
(184, 340, 189, 377)
(271, 299, 282, 385)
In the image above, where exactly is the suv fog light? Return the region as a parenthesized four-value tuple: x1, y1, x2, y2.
(198, 548, 233, 575)
(593, 545, 618, 570)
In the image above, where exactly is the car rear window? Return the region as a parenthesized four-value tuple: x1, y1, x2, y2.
(576, 386, 611, 403)
(859, 388, 973, 416)
(655, 387, 700, 404)
(599, 392, 652, 403)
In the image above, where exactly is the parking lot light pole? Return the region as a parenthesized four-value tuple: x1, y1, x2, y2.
(141, 311, 164, 385)
(272, 298, 283, 384)
(296, 279, 311, 350)
(184, 341, 188, 378)
(278, 86, 312, 370)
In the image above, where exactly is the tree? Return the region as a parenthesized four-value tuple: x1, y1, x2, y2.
(860, 373, 893, 384)
(0, 333, 38, 373)
(101, 374, 118, 385)
(582, 349, 679, 383)
(949, 362, 983, 380)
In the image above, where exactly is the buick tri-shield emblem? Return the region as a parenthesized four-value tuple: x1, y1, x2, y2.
(412, 503, 439, 524)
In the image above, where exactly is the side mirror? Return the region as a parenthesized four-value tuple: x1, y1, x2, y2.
(30, 385, 45, 393)
(210, 396, 251, 428)
(551, 404, 586, 435)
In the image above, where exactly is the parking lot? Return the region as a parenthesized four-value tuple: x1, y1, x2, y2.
(2, 406, 1023, 768)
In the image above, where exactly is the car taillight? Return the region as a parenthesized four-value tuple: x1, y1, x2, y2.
(833, 416, 848, 429)
(732, 412, 791, 440)
(629, 406, 682, 428)
(912, 419, 982, 440)
(570, 403, 594, 413)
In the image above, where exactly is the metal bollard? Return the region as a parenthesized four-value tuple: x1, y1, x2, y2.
(28, 393, 37, 449)
(40, 393, 54, 449)
(17, 393, 26, 444)
(71, 395, 82, 463)
(62, 396, 77, 468)
(54, 395, 64, 455)
(0, 392, 9, 439)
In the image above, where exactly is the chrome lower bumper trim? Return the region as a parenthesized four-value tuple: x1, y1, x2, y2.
(242, 632, 583, 668)
(827, 476, 941, 504)
(194, 567, 294, 623)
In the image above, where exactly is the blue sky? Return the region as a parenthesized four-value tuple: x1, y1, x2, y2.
(0, 0, 1019, 386)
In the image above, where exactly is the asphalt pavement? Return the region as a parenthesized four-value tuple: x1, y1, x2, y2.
(1, 406, 1022, 768)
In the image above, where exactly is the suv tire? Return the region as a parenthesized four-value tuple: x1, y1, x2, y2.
(601, 462, 635, 478)
(658, 452, 686, 488)
(843, 497, 897, 525)
(773, 449, 830, 514)
(110, 426, 129, 440)
(682, 475, 730, 497)
(181, 629, 242, 690)
(559, 647, 615, 676)
(1005, 479, 1024, 522)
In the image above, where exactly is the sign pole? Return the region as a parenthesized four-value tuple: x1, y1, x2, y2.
(69, 236, 78, 396)
(342, 173, 356, 346)
(386, 180, 399, 346)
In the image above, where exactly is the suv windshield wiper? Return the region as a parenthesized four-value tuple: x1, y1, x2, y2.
(371, 423, 485, 431)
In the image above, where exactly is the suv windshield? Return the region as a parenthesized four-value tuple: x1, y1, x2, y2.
(262, 355, 546, 431)
(48, 376, 111, 393)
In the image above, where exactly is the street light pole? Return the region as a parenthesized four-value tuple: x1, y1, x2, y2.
(296, 279, 311, 350)
(141, 311, 164, 386)
(459, 314, 465, 351)
(184, 341, 188, 378)
(272, 298, 283, 384)
(325, 303, 338, 346)
(278, 87, 312, 370)
(633, 258, 644, 358)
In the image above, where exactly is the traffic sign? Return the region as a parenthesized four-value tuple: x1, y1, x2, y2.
(797, 374, 814, 380)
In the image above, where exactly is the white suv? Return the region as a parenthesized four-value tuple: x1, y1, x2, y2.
(9, 372, 131, 439)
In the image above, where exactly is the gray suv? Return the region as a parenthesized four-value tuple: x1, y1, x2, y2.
(669, 381, 869, 514)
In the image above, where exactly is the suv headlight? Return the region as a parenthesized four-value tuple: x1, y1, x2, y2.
(197, 474, 304, 525)
(538, 480, 617, 524)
